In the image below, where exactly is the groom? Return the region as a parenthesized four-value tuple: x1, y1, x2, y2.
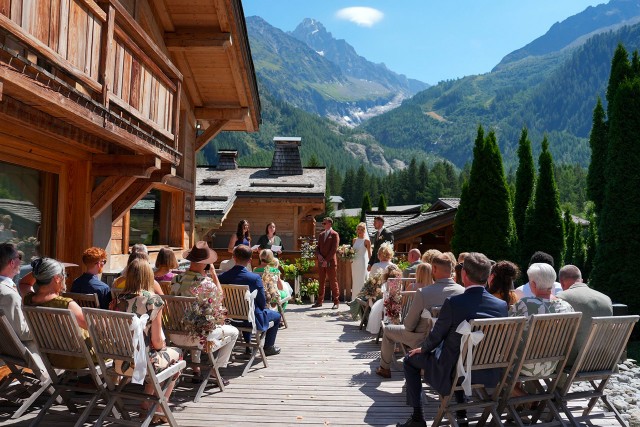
(369, 215, 394, 269)
(314, 217, 340, 309)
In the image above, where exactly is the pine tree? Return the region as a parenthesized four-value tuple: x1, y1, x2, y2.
(590, 77, 640, 314)
(632, 50, 640, 76)
(307, 154, 321, 167)
(522, 137, 565, 270)
(606, 43, 631, 119)
(360, 192, 372, 222)
(573, 225, 586, 273)
(587, 98, 608, 219)
(563, 210, 576, 265)
(514, 128, 535, 245)
(342, 168, 356, 208)
(417, 161, 429, 203)
(584, 219, 596, 281)
(378, 194, 387, 212)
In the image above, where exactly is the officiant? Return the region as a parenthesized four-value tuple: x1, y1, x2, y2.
(257, 222, 284, 256)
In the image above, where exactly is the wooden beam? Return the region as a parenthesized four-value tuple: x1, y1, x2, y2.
(195, 120, 226, 151)
(98, 4, 116, 107)
(194, 107, 248, 121)
(165, 31, 231, 51)
(91, 154, 162, 177)
(0, 80, 3, 101)
(90, 176, 137, 218)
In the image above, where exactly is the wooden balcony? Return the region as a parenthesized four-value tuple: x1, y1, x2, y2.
(0, 0, 182, 164)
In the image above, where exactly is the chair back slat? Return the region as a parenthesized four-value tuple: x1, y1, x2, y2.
(400, 291, 415, 323)
(521, 313, 582, 365)
(82, 307, 136, 362)
(22, 306, 87, 357)
(160, 295, 194, 334)
(221, 284, 251, 321)
(159, 281, 172, 295)
(0, 311, 29, 361)
(462, 317, 526, 371)
(62, 292, 100, 308)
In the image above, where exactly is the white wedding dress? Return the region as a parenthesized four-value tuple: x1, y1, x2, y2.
(351, 238, 369, 298)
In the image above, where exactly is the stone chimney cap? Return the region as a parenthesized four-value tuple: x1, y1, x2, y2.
(217, 150, 238, 170)
(273, 137, 301, 145)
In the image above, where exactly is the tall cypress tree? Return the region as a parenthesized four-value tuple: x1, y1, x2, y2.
(514, 128, 535, 245)
(590, 77, 640, 313)
(522, 137, 565, 269)
(573, 225, 586, 273)
(606, 43, 631, 119)
(632, 50, 640, 76)
(377, 194, 387, 212)
(584, 219, 597, 281)
(563, 210, 576, 265)
(587, 98, 608, 219)
(360, 192, 372, 222)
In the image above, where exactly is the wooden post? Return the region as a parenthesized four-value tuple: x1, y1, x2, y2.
(98, 4, 115, 107)
(172, 80, 181, 148)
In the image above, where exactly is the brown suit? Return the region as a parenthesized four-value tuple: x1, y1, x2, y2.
(316, 228, 340, 304)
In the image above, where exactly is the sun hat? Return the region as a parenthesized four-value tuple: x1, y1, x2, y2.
(182, 241, 218, 264)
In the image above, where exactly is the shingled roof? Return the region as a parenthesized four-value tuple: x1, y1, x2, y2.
(365, 208, 457, 242)
(270, 137, 302, 176)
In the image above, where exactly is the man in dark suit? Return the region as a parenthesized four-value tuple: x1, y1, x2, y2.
(314, 217, 340, 309)
(369, 216, 394, 269)
(397, 252, 508, 427)
(218, 244, 282, 356)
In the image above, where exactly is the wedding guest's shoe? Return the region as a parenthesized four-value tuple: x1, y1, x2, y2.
(311, 302, 323, 308)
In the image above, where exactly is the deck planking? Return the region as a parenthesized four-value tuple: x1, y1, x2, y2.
(0, 304, 623, 426)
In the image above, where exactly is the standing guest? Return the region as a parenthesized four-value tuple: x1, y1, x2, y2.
(397, 253, 507, 427)
(219, 245, 281, 356)
(257, 223, 284, 255)
(421, 249, 442, 265)
(407, 262, 434, 292)
(154, 248, 179, 282)
(557, 265, 612, 367)
(369, 216, 394, 269)
(514, 251, 563, 299)
(314, 217, 340, 309)
(71, 247, 112, 309)
(228, 220, 251, 254)
(403, 249, 422, 279)
(351, 222, 372, 297)
(488, 260, 520, 306)
(0, 243, 30, 342)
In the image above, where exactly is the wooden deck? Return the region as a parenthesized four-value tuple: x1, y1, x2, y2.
(0, 304, 622, 426)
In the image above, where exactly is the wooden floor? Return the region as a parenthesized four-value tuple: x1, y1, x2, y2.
(0, 304, 622, 426)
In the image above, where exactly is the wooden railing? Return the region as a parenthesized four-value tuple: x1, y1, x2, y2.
(0, 0, 182, 147)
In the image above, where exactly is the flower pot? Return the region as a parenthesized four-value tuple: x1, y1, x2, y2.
(309, 294, 315, 304)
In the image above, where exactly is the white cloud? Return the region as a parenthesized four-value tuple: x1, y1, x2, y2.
(335, 7, 383, 27)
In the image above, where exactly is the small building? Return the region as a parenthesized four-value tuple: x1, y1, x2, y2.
(329, 196, 344, 212)
(195, 137, 326, 251)
(334, 204, 422, 218)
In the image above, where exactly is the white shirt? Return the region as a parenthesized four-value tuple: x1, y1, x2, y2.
(514, 281, 563, 300)
(0, 275, 16, 290)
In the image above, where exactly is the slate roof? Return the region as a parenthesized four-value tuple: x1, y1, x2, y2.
(0, 199, 41, 224)
(270, 138, 302, 175)
(427, 198, 460, 212)
(365, 208, 457, 241)
(334, 204, 422, 218)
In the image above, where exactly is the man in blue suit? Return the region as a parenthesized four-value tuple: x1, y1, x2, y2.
(218, 244, 282, 356)
(397, 252, 508, 427)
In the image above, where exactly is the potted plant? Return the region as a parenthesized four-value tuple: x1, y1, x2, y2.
(300, 279, 320, 304)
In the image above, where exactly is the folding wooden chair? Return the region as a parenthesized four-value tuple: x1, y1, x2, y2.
(22, 306, 109, 427)
(377, 290, 416, 345)
(160, 295, 233, 401)
(0, 311, 54, 418)
(358, 298, 372, 330)
(500, 312, 582, 427)
(221, 284, 271, 376)
(61, 292, 100, 308)
(554, 315, 639, 427)
(82, 307, 186, 427)
(158, 281, 172, 295)
(432, 316, 527, 427)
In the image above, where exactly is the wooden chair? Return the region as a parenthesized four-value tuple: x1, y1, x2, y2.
(221, 284, 271, 376)
(276, 294, 291, 329)
(499, 312, 582, 427)
(159, 281, 172, 295)
(82, 307, 187, 427)
(0, 310, 54, 419)
(554, 315, 639, 427)
(357, 298, 372, 330)
(22, 306, 109, 427)
(110, 287, 123, 301)
(160, 295, 233, 402)
(432, 316, 527, 427)
(61, 292, 100, 308)
(377, 290, 416, 345)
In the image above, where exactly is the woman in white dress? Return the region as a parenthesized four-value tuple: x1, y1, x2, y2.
(366, 243, 398, 335)
(351, 222, 371, 299)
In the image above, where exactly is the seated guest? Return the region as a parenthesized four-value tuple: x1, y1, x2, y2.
(114, 252, 164, 295)
(254, 249, 291, 310)
(171, 242, 239, 384)
(370, 242, 396, 277)
(488, 260, 520, 306)
(219, 244, 282, 356)
(514, 251, 563, 299)
(443, 252, 457, 277)
(376, 254, 463, 379)
(111, 258, 182, 424)
(398, 252, 507, 427)
(366, 265, 403, 335)
(257, 222, 284, 255)
(154, 248, 179, 282)
(421, 249, 442, 265)
(24, 258, 92, 369)
(557, 265, 612, 367)
(131, 243, 149, 255)
(407, 262, 433, 291)
(0, 243, 30, 342)
(71, 247, 112, 309)
(403, 249, 422, 278)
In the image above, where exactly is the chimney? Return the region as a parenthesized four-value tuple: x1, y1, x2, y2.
(270, 137, 303, 175)
(217, 150, 238, 170)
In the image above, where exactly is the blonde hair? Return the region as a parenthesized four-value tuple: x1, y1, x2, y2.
(415, 262, 433, 287)
(378, 242, 394, 261)
(382, 264, 402, 282)
(259, 249, 276, 266)
(124, 258, 155, 293)
(421, 249, 442, 264)
(356, 222, 367, 232)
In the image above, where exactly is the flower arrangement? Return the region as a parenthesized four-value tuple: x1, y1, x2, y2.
(298, 236, 317, 259)
(183, 277, 227, 350)
(337, 244, 356, 261)
(383, 278, 403, 324)
(393, 253, 409, 271)
(300, 279, 320, 298)
(357, 271, 384, 301)
(262, 271, 280, 307)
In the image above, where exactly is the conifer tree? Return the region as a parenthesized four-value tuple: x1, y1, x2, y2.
(590, 77, 640, 314)
(342, 168, 356, 207)
(306, 154, 321, 167)
(632, 50, 640, 76)
(522, 137, 565, 270)
(360, 193, 372, 222)
(378, 194, 387, 212)
(573, 225, 586, 273)
(563, 210, 576, 265)
(587, 98, 608, 219)
(514, 128, 535, 245)
(584, 219, 597, 281)
(606, 43, 631, 119)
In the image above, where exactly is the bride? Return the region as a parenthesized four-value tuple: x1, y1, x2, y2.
(351, 222, 371, 300)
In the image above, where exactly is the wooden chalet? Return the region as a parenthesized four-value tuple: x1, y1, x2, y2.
(0, 0, 260, 273)
(194, 137, 326, 253)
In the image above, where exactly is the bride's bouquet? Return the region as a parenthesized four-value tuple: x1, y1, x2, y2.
(183, 277, 227, 350)
(383, 278, 403, 324)
(337, 244, 356, 261)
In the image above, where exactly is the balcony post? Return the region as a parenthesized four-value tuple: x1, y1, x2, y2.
(98, 3, 116, 108)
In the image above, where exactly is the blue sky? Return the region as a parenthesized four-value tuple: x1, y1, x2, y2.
(242, 1, 606, 85)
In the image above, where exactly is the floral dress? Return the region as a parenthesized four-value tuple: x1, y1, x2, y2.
(509, 296, 574, 376)
(112, 290, 182, 375)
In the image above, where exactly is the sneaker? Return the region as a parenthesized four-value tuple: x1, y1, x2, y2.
(264, 346, 281, 356)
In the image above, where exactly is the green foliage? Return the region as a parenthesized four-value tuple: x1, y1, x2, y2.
(584, 218, 597, 281)
(573, 225, 587, 274)
(514, 128, 535, 244)
(307, 154, 321, 167)
(564, 210, 576, 266)
(377, 194, 387, 212)
(360, 193, 372, 222)
(333, 215, 359, 245)
(522, 137, 565, 270)
(587, 98, 607, 219)
(606, 44, 632, 119)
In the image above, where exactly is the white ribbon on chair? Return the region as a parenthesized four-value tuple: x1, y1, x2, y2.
(244, 289, 258, 333)
(130, 313, 149, 385)
(456, 320, 484, 396)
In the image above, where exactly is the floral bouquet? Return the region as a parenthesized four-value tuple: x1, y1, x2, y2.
(183, 277, 227, 351)
(383, 278, 403, 324)
(299, 236, 317, 259)
(262, 271, 280, 308)
(337, 244, 356, 261)
(358, 271, 384, 301)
